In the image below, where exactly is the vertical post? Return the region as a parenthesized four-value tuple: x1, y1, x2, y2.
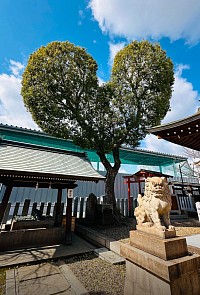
(0, 183, 13, 226)
(179, 164, 185, 196)
(22, 199, 30, 216)
(46, 202, 52, 216)
(65, 189, 73, 244)
(173, 160, 177, 177)
(127, 178, 131, 217)
(159, 165, 162, 173)
(121, 199, 124, 216)
(125, 199, 128, 217)
(138, 180, 142, 194)
(79, 197, 84, 219)
(55, 188, 62, 226)
(73, 197, 78, 217)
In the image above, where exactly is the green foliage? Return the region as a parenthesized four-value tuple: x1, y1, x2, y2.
(22, 41, 99, 141)
(111, 41, 174, 146)
(21, 40, 174, 155)
(21, 40, 174, 205)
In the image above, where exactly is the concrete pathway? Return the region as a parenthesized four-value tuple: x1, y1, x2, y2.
(0, 233, 96, 268)
(186, 234, 200, 249)
(4, 234, 95, 295)
(3, 229, 200, 295)
(6, 261, 89, 295)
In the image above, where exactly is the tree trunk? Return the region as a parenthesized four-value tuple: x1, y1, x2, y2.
(97, 146, 121, 213)
(105, 168, 118, 210)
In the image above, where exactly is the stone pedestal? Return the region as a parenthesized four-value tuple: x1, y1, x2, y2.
(121, 230, 200, 295)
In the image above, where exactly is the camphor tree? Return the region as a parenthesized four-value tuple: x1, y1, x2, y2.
(21, 40, 174, 212)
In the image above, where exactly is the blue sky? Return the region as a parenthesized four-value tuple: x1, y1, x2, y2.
(0, 0, 200, 158)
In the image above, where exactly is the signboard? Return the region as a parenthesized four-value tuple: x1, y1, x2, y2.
(68, 189, 73, 199)
(195, 202, 200, 222)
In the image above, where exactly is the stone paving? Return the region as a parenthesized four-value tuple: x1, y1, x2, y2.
(186, 234, 200, 248)
(94, 247, 125, 264)
(3, 230, 200, 295)
(1, 234, 96, 269)
(6, 261, 89, 295)
(4, 233, 95, 295)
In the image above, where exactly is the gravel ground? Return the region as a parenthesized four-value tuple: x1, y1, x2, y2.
(88, 217, 200, 241)
(1, 217, 200, 295)
(64, 253, 125, 295)
(63, 217, 200, 295)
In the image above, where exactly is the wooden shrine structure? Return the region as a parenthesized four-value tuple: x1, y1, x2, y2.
(0, 139, 104, 248)
(149, 110, 200, 151)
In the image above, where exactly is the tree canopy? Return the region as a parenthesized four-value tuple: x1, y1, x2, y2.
(21, 40, 174, 209)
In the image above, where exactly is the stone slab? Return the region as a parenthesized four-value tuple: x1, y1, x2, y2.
(188, 245, 200, 255)
(11, 219, 54, 230)
(6, 269, 16, 295)
(130, 230, 188, 260)
(1, 233, 96, 268)
(58, 261, 89, 295)
(95, 247, 125, 264)
(186, 234, 200, 248)
(110, 240, 123, 255)
(136, 224, 176, 238)
(94, 247, 109, 255)
(7, 261, 89, 295)
(120, 242, 200, 282)
(17, 263, 60, 282)
(18, 273, 72, 295)
(124, 259, 200, 295)
(75, 224, 115, 249)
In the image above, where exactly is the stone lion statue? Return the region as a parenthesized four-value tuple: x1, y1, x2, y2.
(134, 176, 175, 231)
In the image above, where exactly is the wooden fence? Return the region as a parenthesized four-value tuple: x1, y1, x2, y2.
(0, 194, 197, 225)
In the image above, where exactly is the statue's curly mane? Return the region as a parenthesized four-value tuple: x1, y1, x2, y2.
(134, 176, 174, 231)
(143, 177, 171, 203)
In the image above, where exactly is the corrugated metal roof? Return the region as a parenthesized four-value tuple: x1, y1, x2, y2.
(0, 142, 105, 182)
(0, 124, 187, 166)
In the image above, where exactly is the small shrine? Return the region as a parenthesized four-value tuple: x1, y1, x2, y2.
(123, 169, 172, 216)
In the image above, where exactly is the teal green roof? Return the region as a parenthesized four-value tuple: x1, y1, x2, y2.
(0, 124, 187, 167)
(0, 141, 105, 182)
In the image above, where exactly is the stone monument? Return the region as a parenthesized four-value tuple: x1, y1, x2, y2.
(85, 193, 97, 225)
(121, 176, 200, 295)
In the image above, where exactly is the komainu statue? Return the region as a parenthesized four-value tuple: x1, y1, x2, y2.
(134, 176, 175, 231)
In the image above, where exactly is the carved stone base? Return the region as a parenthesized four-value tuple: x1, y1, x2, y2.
(136, 224, 176, 239)
(130, 230, 188, 260)
(123, 258, 200, 295)
(121, 230, 200, 295)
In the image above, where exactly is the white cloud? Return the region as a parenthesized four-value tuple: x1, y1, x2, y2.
(108, 42, 125, 65)
(79, 10, 84, 18)
(0, 61, 38, 129)
(142, 65, 199, 156)
(9, 60, 25, 77)
(98, 77, 105, 85)
(162, 65, 199, 123)
(143, 134, 185, 156)
(89, 0, 200, 44)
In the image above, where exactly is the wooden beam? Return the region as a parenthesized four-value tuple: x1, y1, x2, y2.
(54, 188, 62, 226)
(0, 179, 75, 189)
(0, 182, 13, 226)
(65, 195, 72, 244)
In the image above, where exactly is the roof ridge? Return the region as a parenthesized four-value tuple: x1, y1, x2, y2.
(120, 146, 187, 160)
(0, 139, 87, 158)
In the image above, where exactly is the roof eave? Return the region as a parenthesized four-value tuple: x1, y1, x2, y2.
(0, 169, 105, 183)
